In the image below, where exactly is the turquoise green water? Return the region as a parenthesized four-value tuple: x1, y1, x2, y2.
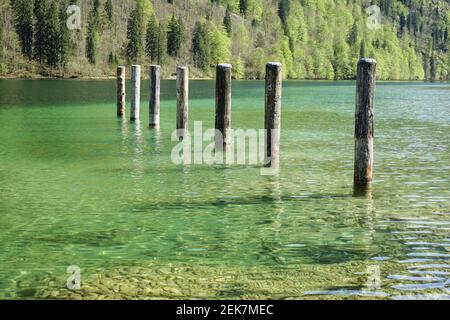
(0, 79, 449, 299)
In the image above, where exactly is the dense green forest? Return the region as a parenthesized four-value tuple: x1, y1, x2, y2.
(0, 0, 449, 80)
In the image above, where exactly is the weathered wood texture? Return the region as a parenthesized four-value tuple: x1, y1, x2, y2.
(149, 65, 161, 127)
(117, 66, 126, 117)
(215, 64, 232, 150)
(354, 58, 377, 187)
(264, 62, 282, 167)
(176, 66, 189, 134)
(130, 65, 141, 121)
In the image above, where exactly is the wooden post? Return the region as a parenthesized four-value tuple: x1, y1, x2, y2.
(117, 66, 126, 117)
(130, 65, 141, 121)
(215, 63, 232, 150)
(149, 65, 161, 127)
(354, 58, 377, 190)
(264, 62, 282, 168)
(176, 66, 189, 136)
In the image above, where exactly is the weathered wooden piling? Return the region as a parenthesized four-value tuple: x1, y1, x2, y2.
(149, 65, 161, 127)
(176, 66, 189, 136)
(215, 63, 232, 150)
(354, 58, 377, 190)
(130, 65, 141, 121)
(117, 66, 126, 117)
(264, 62, 282, 168)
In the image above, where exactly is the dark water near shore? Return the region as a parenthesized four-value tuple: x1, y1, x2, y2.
(0, 79, 449, 299)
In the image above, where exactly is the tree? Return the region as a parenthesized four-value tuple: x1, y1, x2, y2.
(360, 40, 366, 58)
(46, 1, 60, 67)
(156, 22, 166, 65)
(108, 52, 118, 65)
(332, 39, 352, 80)
(1, 0, 449, 80)
(33, 0, 47, 64)
(278, 0, 290, 35)
(145, 14, 159, 63)
(239, 0, 248, 15)
(136, 0, 153, 25)
(167, 15, 183, 57)
(11, 0, 34, 59)
(105, 0, 113, 23)
(0, 12, 3, 74)
(86, 25, 98, 64)
(126, 8, 142, 61)
(59, 2, 70, 69)
(255, 32, 264, 48)
(223, 7, 232, 36)
(348, 22, 359, 46)
(209, 24, 231, 66)
(233, 56, 245, 79)
(86, 0, 101, 64)
(192, 21, 210, 71)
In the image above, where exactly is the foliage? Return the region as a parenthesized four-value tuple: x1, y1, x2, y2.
(126, 7, 142, 62)
(166, 15, 184, 57)
(3, 0, 449, 80)
(145, 14, 159, 63)
(10, 0, 33, 59)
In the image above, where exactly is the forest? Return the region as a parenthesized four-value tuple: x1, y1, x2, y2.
(0, 0, 449, 80)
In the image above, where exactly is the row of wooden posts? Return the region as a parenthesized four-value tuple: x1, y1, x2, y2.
(116, 59, 377, 192)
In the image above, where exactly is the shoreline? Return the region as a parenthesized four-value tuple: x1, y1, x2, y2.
(0, 75, 442, 83)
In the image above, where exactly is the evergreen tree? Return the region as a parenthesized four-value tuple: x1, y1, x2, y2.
(156, 22, 166, 65)
(167, 15, 183, 57)
(278, 0, 290, 35)
(59, 2, 70, 69)
(0, 13, 3, 73)
(86, 0, 101, 64)
(33, 0, 47, 64)
(86, 26, 97, 64)
(46, 1, 60, 67)
(92, 0, 100, 19)
(239, 0, 248, 15)
(223, 7, 232, 36)
(0, 14, 2, 56)
(360, 40, 366, 58)
(348, 22, 359, 46)
(145, 14, 159, 63)
(255, 32, 264, 48)
(126, 8, 142, 61)
(192, 21, 209, 71)
(11, 0, 34, 59)
(105, 0, 113, 23)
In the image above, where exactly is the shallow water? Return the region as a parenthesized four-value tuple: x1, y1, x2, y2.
(0, 79, 449, 299)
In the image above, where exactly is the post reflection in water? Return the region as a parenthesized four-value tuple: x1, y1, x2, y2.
(118, 117, 129, 156)
(263, 174, 285, 265)
(353, 184, 373, 199)
(131, 121, 145, 203)
(149, 125, 162, 154)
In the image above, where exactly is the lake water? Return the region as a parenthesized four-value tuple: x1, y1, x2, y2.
(0, 79, 449, 300)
